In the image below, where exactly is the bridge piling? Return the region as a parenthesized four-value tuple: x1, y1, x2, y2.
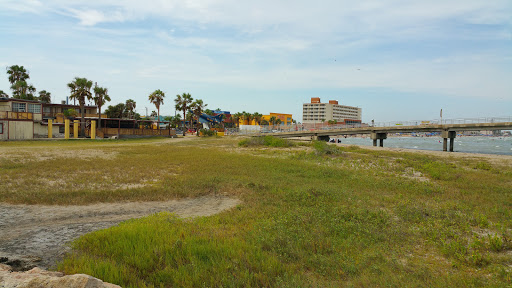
(371, 132, 387, 147)
(441, 131, 456, 152)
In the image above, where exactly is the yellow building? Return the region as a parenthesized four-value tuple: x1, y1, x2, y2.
(239, 112, 293, 126)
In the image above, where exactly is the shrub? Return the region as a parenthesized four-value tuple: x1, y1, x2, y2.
(312, 141, 341, 156)
(238, 136, 294, 148)
(199, 129, 216, 137)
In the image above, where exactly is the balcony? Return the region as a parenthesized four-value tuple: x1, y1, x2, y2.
(0, 111, 33, 120)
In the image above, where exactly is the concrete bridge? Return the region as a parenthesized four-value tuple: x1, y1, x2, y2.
(267, 120, 512, 152)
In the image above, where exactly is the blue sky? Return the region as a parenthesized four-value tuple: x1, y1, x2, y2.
(0, 0, 511, 123)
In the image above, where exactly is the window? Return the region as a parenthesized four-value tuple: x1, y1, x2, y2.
(12, 102, 26, 112)
(28, 103, 41, 113)
(0, 123, 3, 134)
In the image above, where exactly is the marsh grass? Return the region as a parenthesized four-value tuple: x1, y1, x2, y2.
(1, 137, 511, 287)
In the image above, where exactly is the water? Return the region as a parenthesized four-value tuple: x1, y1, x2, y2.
(331, 136, 512, 156)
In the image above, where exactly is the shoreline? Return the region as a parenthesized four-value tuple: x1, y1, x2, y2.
(334, 142, 512, 165)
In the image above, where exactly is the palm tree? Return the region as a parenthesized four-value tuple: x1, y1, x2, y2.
(68, 77, 93, 137)
(0, 90, 8, 98)
(125, 99, 136, 119)
(241, 111, 252, 125)
(191, 99, 207, 133)
(38, 90, 51, 103)
(204, 109, 214, 116)
(252, 112, 263, 125)
(11, 81, 36, 100)
(6, 65, 29, 84)
(269, 116, 277, 126)
(174, 93, 193, 136)
(93, 85, 110, 129)
(148, 89, 165, 125)
(233, 112, 243, 128)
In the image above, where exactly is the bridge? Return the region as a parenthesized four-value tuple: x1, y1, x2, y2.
(265, 117, 512, 152)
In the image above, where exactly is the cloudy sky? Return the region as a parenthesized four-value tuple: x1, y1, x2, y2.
(0, 0, 510, 122)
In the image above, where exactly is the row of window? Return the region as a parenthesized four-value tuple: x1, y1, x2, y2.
(12, 102, 41, 113)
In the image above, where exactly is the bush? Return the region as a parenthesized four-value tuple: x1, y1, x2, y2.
(312, 141, 341, 156)
(238, 136, 294, 147)
(199, 129, 216, 137)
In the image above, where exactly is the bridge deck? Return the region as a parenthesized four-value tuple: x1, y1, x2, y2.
(267, 122, 512, 138)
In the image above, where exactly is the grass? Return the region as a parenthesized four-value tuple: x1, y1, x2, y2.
(1, 137, 511, 287)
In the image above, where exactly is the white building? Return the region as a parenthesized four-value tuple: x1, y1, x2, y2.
(302, 97, 362, 124)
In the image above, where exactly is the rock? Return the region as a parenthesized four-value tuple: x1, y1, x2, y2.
(0, 264, 121, 288)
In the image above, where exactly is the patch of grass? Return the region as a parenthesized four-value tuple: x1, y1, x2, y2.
(238, 136, 295, 148)
(1, 138, 512, 287)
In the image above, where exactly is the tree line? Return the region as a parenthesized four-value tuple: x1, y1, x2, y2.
(2, 65, 294, 138)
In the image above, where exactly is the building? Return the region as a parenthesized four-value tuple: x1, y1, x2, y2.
(302, 97, 362, 124)
(0, 97, 44, 140)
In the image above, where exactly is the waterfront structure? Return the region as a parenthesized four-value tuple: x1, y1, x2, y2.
(302, 97, 361, 124)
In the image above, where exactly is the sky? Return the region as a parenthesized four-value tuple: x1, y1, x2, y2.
(0, 0, 511, 123)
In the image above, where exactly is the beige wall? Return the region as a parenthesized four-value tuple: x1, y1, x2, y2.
(0, 121, 7, 140)
(0, 102, 11, 112)
(8, 121, 33, 140)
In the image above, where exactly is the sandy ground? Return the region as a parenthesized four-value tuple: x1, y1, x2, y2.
(333, 143, 512, 166)
(0, 195, 240, 271)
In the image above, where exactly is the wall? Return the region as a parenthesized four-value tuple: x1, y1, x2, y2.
(0, 120, 7, 140)
(8, 121, 33, 140)
(0, 102, 11, 112)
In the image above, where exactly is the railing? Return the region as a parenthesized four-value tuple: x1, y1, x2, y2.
(0, 111, 33, 120)
(371, 116, 512, 127)
(43, 112, 106, 119)
(85, 127, 176, 138)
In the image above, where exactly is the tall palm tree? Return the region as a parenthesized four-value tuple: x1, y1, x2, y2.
(174, 93, 193, 136)
(93, 85, 110, 129)
(38, 90, 51, 103)
(11, 81, 36, 100)
(241, 111, 252, 125)
(148, 89, 165, 124)
(68, 77, 93, 137)
(125, 99, 136, 119)
(191, 99, 207, 132)
(233, 112, 243, 128)
(6, 65, 29, 84)
(269, 116, 277, 126)
(252, 112, 263, 125)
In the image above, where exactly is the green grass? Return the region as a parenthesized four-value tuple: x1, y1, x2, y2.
(1, 137, 511, 287)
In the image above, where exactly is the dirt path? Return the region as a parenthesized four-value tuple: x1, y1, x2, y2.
(0, 195, 240, 271)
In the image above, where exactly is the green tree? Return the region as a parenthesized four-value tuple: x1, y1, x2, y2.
(125, 99, 136, 119)
(105, 103, 126, 119)
(7, 65, 35, 99)
(241, 111, 252, 125)
(6, 65, 29, 84)
(232, 112, 243, 128)
(38, 90, 51, 103)
(204, 109, 214, 116)
(93, 85, 110, 128)
(68, 77, 93, 137)
(252, 112, 263, 125)
(269, 116, 277, 126)
(0, 90, 8, 98)
(260, 119, 269, 126)
(276, 118, 282, 126)
(148, 90, 165, 124)
(191, 99, 207, 133)
(174, 93, 193, 136)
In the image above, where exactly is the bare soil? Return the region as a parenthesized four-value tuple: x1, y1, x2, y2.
(0, 195, 240, 271)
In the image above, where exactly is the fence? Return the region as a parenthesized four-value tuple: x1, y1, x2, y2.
(0, 111, 33, 120)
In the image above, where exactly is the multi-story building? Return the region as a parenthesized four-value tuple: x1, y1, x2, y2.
(302, 97, 362, 124)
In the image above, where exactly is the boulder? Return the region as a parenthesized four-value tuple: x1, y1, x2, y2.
(0, 264, 120, 288)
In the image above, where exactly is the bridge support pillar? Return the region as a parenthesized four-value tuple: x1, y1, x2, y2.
(371, 132, 387, 147)
(313, 135, 330, 142)
(441, 131, 456, 152)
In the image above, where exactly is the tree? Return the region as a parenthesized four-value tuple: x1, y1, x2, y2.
(276, 118, 282, 126)
(191, 99, 207, 133)
(174, 93, 193, 136)
(11, 81, 36, 100)
(269, 116, 277, 126)
(261, 119, 269, 126)
(252, 112, 263, 125)
(204, 109, 214, 116)
(125, 99, 136, 119)
(38, 90, 51, 103)
(150, 111, 157, 117)
(105, 103, 126, 119)
(93, 85, 110, 128)
(68, 77, 93, 137)
(7, 65, 35, 100)
(0, 90, 8, 98)
(148, 90, 165, 125)
(233, 112, 243, 128)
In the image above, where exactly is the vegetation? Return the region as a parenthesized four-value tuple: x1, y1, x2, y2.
(174, 93, 193, 135)
(1, 135, 511, 287)
(238, 136, 295, 148)
(38, 90, 51, 103)
(68, 77, 93, 137)
(93, 85, 110, 128)
(148, 89, 165, 122)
